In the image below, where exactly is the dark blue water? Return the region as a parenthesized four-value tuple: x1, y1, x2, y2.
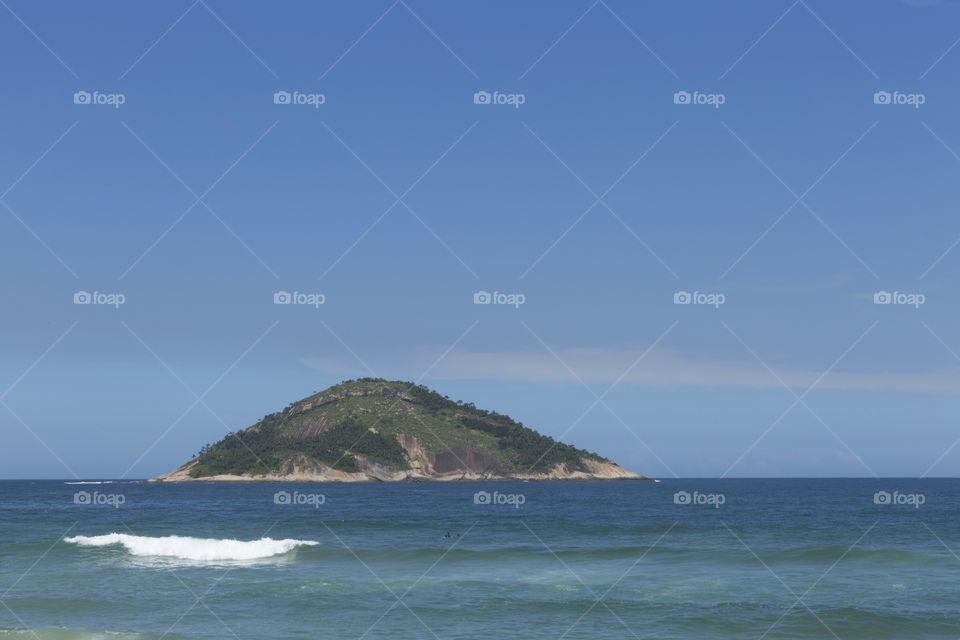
(0, 479, 957, 639)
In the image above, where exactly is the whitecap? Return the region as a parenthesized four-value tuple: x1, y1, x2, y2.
(63, 533, 318, 561)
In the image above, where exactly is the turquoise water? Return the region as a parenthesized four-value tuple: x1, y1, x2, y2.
(0, 479, 957, 639)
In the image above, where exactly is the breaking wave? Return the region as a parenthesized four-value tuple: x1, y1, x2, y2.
(63, 533, 318, 561)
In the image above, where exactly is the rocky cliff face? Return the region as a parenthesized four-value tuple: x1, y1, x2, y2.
(150, 457, 645, 482)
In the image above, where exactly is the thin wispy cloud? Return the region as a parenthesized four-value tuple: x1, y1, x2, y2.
(301, 347, 960, 395)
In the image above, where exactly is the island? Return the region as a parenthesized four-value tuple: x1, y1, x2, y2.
(150, 378, 647, 482)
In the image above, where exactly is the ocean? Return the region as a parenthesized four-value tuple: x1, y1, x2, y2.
(0, 479, 956, 639)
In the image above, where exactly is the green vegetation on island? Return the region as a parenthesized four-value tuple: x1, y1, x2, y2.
(187, 378, 609, 478)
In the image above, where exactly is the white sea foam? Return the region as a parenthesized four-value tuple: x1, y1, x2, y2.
(64, 481, 112, 485)
(63, 533, 318, 561)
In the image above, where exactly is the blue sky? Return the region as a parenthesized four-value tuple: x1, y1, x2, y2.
(2, 0, 960, 479)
